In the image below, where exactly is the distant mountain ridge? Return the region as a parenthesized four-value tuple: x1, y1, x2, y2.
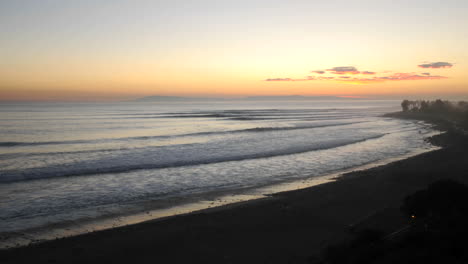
(135, 96, 214, 102)
(134, 95, 357, 102)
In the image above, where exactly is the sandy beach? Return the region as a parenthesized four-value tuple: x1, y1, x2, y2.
(2, 114, 468, 264)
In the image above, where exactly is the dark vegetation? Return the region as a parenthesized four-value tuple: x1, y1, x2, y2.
(392, 99, 468, 131)
(316, 180, 468, 264)
(400, 99, 468, 114)
(384, 99, 468, 148)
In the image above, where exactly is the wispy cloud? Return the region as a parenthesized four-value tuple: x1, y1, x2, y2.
(265, 63, 451, 84)
(266, 76, 335, 81)
(326, 66, 360, 74)
(376, 73, 447, 81)
(338, 73, 447, 84)
(361, 71, 376, 75)
(418, 62, 453, 68)
(266, 73, 447, 83)
(265, 78, 293, 81)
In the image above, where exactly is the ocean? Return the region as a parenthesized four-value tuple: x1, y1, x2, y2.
(0, 100, 437, 246)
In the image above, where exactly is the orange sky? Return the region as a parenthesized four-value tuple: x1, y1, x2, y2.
(1, 1, 467, 101)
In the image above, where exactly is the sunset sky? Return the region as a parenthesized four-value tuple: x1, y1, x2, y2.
(1, 0, 467, 101)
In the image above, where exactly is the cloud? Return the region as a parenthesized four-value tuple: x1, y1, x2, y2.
(265, 77, 312, 81)
(377, 73, 447, 81)
(265, 78, 293, 81)
(326, 66, 360, 74)
(266, 76, 338, 82)
(418, 62, 453, 68)
(334, 73, 448, 84)
(265, 73, 447, 83)
(265, 63, 450, 84)
(307, 76, 335, 80)
(337, 78, 385, 84)
(361, 71, 376, 75)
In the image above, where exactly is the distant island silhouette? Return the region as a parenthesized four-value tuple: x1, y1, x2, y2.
(134, 95, 362, 102)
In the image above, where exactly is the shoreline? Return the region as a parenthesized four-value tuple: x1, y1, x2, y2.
(3, 112, 468, 263)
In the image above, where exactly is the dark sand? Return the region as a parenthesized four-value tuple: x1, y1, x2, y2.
(2, 117, 468, 264)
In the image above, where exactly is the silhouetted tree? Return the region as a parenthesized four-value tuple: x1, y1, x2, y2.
(401, 100, 410, 112)
(432, 99, 447, 112)
(420, 100, 429, 112)
(400, 99, 468, 118)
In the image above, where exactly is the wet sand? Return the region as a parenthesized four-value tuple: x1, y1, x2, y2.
(2, 118, 468, 264)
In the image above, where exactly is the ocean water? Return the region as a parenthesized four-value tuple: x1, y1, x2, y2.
(0, 100, 436, 243)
